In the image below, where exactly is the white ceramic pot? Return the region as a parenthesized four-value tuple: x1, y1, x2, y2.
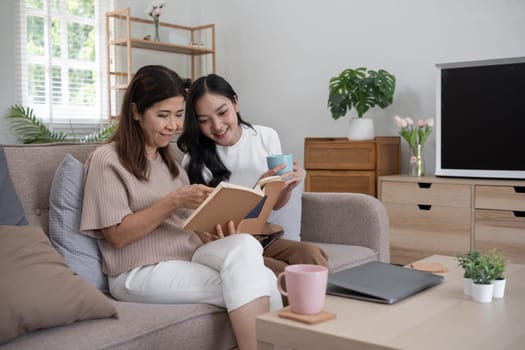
(347, 118, 375, 141)
(471, 282, 494, 303)
(492, 278, 506, 298)
(463, 277, 473, 296)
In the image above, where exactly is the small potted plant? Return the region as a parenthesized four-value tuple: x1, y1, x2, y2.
(487, 249, 507, 298)
(327, 67, 395, 140)
(470, 255, 495, 303)
(457, 250, 480, 295)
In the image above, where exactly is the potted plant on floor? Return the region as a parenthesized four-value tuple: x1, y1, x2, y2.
(457, 249, 480, 295)
(327, 67, 395, 140)
(487, 249, 507, 298)
(470, 255, 495, 303)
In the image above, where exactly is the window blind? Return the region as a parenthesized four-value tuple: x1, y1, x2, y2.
(16, 0, 114, 134)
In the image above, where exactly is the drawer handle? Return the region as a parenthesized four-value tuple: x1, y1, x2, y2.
(514, 186, 525, 193)
(417, 182, 432, 189)
(418, 204, 432, 211)
(514, 211, 525, 218)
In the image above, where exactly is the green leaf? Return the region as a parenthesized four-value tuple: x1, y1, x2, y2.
(327, 67, 395, 120)
(6, 105, 68, 143)
(5, 104, 116, 144)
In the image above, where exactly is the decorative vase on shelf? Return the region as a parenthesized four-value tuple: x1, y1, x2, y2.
(153, 18, 160, 42)
(408, 144, 425, 176)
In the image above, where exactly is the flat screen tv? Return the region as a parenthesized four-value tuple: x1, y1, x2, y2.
(435, 56, 525, 180)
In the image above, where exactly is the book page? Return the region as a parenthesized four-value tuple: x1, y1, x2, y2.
(255, 175, 283, 190)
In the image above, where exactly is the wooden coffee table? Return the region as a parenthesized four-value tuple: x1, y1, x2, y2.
(256, 255, 525, 350)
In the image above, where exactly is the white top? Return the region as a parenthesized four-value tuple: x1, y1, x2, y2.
(183, 124, 282, 187)
(182, 124, 303, 240)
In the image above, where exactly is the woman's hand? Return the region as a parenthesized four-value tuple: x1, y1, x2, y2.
(171, 184, 214, 209)
(280, 160, 302, 192)
(194, 220, 240, 243)
(261, 161, 302, 192)
(271, 161, 303, 210)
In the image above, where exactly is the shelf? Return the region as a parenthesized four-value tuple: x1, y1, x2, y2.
(110, 38, 214, 55)
(105, 7, 216, 121)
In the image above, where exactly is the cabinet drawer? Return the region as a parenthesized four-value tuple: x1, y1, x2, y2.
(474, 209, 525, 264)
(381, 181, 471, 207)
(386, 203, 471, 265)
(475, 185, 525, 211)
(305, 170, 375, 195)
(304, 139, 375, 170)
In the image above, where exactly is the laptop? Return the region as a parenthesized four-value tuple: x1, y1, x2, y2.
(326, 261, 444, 304)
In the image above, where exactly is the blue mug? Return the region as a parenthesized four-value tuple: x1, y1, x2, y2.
(266, 153, 294, 175)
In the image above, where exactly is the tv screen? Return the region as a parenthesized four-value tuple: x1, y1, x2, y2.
(435, 57, 525, 179)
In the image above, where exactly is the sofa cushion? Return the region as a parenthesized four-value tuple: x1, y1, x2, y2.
(0, 301, 236, 350)
(0, 146, 27, 226)
(0, 225, 117, 345)
(48, 153, 108, 292)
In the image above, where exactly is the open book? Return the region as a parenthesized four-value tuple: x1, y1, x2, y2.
(182, 176, 285, 235)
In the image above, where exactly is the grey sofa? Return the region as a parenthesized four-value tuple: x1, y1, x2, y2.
(1, 142, 389, 350)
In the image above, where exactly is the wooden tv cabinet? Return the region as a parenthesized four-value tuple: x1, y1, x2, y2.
(378, 175, 525, 265)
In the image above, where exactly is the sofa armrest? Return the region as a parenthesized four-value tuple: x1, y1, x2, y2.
(300, 192, 390, 263)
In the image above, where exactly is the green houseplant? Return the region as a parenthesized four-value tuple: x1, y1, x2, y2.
(487, 249, 507, 298)
(470, 254, 495, 303)
(328, 67, 395, 140)
(457, 249, 480, 295)
(6, 104, 117, 144)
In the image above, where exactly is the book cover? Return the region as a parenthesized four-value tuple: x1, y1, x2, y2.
(182, 176, 284, 234)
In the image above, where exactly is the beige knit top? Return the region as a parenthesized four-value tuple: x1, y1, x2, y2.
(80, 143, 202, 276)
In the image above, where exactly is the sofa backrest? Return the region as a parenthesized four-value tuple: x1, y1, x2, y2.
(3, 143, 99, 233)
(2, 142, 184, 234)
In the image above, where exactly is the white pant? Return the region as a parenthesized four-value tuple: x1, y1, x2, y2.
(109, 234, 283, 311)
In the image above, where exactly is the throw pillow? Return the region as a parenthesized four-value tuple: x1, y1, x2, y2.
(0, 146, 27, 225)
(0, 225, 117, 345)
(49, 153, 108, 292)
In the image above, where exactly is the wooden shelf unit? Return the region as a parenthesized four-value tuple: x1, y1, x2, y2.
(378, 175, 525, 265)
(304, 137, 400, 197)
(105, 8, 215, 121)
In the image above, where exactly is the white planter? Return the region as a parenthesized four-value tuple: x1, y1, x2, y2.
(492, 279, 506, 298)
(463, 277, 473, 296)
(471, 283, 494, 303)
(347, 118, 374, 141)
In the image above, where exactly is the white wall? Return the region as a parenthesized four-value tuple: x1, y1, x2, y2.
(0, 0, 19, 144)
(189, 0, 525, 173)
(3, 0, 525, 175)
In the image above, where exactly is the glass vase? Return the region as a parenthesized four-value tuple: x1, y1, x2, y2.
(409, 144, 425, 176)
(153, 18, 160, 42)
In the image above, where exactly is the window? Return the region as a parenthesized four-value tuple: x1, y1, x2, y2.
(17, 0, 113, 133)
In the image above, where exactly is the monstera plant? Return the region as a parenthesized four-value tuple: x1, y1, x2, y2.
(328, 67, 395, 141)
(328, 67, 396, 120)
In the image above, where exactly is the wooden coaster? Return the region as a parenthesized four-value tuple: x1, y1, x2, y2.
(278, 307, 336, 325)
(410, 261, 449, 273)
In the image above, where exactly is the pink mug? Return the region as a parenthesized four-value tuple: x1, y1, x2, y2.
(277, 264, 328, 314)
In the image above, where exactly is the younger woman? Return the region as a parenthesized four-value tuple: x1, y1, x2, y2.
(177, 74, 329, 275)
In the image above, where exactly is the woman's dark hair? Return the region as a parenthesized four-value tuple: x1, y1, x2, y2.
(177, 74, 253, 186)
(112, 65, 186, 181)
